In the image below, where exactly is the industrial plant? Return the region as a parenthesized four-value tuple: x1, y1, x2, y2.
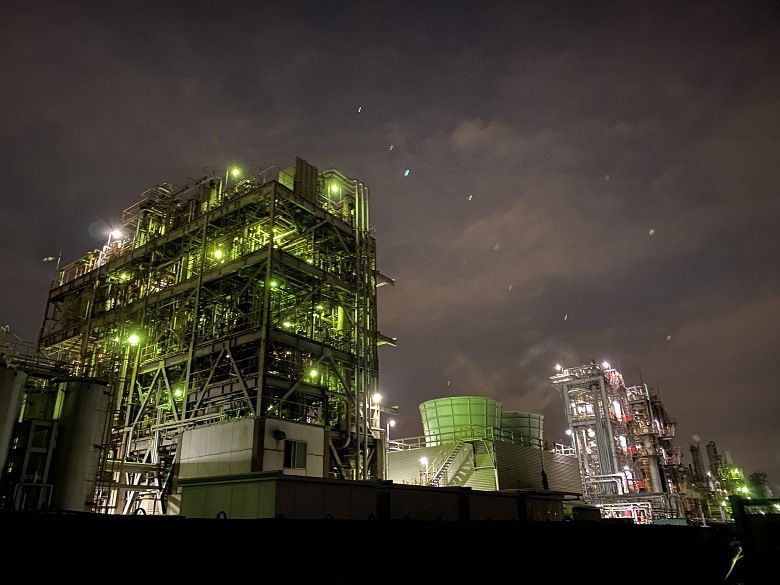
(549, 361, 755, 524)
(2, 157, 395, 516)
(0, 156, 766, 532)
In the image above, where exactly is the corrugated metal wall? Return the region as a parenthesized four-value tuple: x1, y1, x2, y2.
(294, 157, 319, 203)
(387, 440, 582, 495)
(386, 445, 454, 484)
(461, 441, 497, 491)
(494, 441, 581, 493)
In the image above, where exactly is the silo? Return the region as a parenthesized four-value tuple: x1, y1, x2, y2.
(501, 411, 544, 447)
(419, 396, 502, 446)
(48, 378, 110, 512)
(0, 366, 28, 475)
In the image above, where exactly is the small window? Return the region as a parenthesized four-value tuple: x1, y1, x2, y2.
(283, 440, 307, 469)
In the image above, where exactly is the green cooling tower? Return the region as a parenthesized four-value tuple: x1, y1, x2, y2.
(419, 396, 502, 446)
(501, 411, 544, 447)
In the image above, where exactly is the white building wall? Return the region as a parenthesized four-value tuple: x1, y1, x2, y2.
(263, 419, 325, 477)
(179, 417, 326, 481)
(179, 418, 255, 480)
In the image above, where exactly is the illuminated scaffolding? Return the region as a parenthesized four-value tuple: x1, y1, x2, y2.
(36, 157, 395, 513)
(550, 361, 686, 521)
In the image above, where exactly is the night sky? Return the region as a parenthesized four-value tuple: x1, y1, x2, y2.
(2, 2, 779, 489)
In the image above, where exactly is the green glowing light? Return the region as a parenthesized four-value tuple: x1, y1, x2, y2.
(649, 228, 656, 235)
(214, 249, 223, 259)
(270, 280, 278, 287)
(468, 195, 473, 201)
(231, 167, 240, 177)
(173, 388, 183, 398)
(330, 184, 339, 194)
(283, 321, 291, 328)
(120, 272, 130, 281)
(128, 334, 140, 345)
(309, 369, 318, 377)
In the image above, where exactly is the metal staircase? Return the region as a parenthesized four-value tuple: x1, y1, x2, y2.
(430, 441, 472, 487)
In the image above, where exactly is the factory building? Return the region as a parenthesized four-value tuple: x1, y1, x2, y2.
(385, 396, 581, 493)
(0, 154, 584, 519)
(0, 156, 753, 529)
(550, 361, 701, 523)
(689, 438, 752, 521)
(2, 156, 397, 515)
(145, 395, 588, 522)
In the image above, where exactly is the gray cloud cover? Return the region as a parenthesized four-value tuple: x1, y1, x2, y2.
(2, 0, 779, 487)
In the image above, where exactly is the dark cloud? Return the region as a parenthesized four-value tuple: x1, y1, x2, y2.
(2, 0, 779, 487)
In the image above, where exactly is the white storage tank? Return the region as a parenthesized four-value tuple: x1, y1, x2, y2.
(48, 379, 110, 512)
(0, 366, 28, 475)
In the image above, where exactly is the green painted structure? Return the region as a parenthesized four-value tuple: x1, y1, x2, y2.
(501, 411, 544, 446)
(419, 396, 502, 446)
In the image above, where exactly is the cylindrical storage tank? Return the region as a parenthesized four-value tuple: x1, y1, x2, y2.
(49, 379, 110, 512)
(419, 396, 502, 446)
(501, 411, 544, 447)
(0, 366, 28, 476)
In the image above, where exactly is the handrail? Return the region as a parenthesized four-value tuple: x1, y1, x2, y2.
(389, 426, 576, 457)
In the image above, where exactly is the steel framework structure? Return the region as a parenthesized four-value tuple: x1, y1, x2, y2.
(550, 361, 686, 520)
(37, 156, 395, 514)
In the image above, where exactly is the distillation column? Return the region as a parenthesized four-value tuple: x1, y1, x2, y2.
(551, 362, 624, 496)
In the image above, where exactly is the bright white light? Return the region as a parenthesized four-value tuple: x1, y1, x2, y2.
(587, 429, 596, 437)
(388, 419, 396, 427)
(602, 361, 610, 369)
(372, 393, 382, 403)
(420, 457, 428, 465)
(565, 429, 572, 435)
(110, 229, 122, 239)
(555, 364, 562, 371)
